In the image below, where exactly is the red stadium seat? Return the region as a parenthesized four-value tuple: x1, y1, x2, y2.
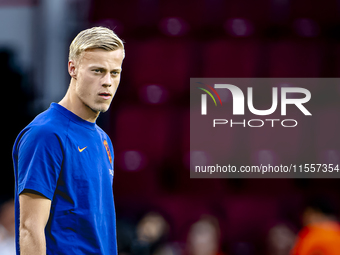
(202, 39, 261, 77)
(112, 104, 176, 196)
(290, 0, 339, 25)
(129, 38, 193, 98)
(267, 40, 322, 77)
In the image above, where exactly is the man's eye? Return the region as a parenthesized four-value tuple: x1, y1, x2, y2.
(112, 71, 119, 75)
(93, 69, 101, 73)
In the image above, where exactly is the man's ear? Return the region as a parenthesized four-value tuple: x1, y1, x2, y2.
(68, 60, 77, 80)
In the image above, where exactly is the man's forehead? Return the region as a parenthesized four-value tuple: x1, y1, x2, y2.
(79, 48, 124, 65)
(83, 48, 123, 58)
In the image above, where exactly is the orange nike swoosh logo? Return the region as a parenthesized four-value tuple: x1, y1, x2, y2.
(78, 146, 87, 152)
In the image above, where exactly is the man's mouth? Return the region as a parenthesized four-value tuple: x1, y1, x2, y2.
(98, 92, 112, 100)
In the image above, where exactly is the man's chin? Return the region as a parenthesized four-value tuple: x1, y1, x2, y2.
(96, 103, 111, 113)
(86, 103, 110, 114)
(99, 107, 109, 113)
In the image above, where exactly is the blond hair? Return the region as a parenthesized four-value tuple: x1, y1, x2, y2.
(69, 26, 124, 61)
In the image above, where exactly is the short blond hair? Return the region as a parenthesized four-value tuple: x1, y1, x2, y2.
(69, 26, 124, 61)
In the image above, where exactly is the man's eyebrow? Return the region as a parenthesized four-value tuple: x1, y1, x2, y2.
(89, 65, 122, 72)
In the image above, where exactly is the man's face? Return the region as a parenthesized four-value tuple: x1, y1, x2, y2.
(70, 48, 124, 113)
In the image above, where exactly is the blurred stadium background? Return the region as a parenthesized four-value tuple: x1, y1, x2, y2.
(2, 0, 340, 254)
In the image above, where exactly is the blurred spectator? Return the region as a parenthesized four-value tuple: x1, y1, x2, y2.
(266, 223, 296, 255)
(185, 216, 225, 255)
(153, 243, 183, 255)
(131, 212, 169, 255)
(291, 196, 340, 255)
(117, 218, 135, 255)
(0, 200, 15, 255)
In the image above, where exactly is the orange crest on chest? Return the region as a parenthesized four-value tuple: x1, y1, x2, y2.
(103, 140, 112, 164)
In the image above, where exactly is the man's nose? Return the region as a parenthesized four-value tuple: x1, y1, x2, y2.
(102, 73, 112, 87)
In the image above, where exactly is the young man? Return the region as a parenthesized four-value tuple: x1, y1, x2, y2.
(12, 27, 124, 254)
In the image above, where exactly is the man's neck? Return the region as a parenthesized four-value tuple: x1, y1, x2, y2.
(59, 82, 99, 123)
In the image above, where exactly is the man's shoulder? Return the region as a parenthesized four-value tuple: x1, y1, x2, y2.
(33, 106, 69, 128)
(95, 125, 111, 140)
(17, 107, 69, 145)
